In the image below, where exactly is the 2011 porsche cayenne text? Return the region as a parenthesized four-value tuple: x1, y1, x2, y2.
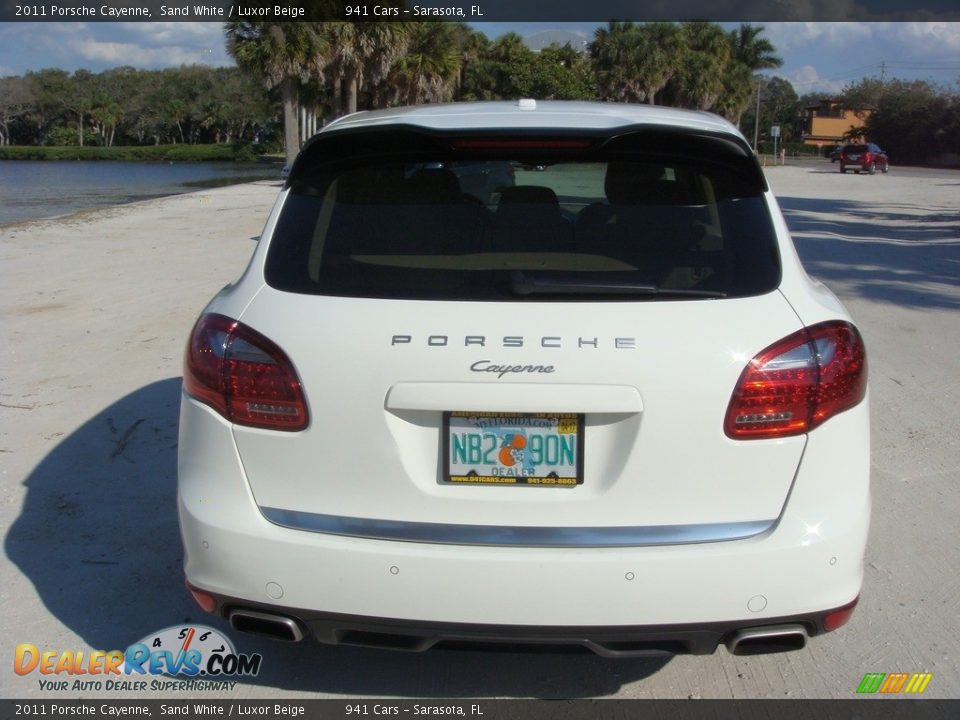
(178, 101, 868, 657)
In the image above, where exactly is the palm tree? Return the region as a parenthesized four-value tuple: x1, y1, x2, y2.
(450, 24, 490, 101)
(322, 23, 410, 117)
(671, 22, 732, 111)
(635, 23, 682, 105)
(225, 22, 327, 164)
(385, 23, 460, 106)
(714, 61, 754, 123)
(730, 24, 782, 73)
(726, 24, 783, 127)
(589, 21, 648, 103)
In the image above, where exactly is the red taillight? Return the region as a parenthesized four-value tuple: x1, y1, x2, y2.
(725, 321, 866, 439)
(451, 139, 593, 150)
(823, 596, 859, 632)
(184, 313, 309, 431)
(185, 580, 217, 613)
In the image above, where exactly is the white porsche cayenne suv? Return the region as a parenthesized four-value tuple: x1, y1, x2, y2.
(178, 101, 869, 657)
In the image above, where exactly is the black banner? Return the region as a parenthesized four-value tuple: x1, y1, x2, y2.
(2, 700, 959, 720)
(1, 0, 959, 22)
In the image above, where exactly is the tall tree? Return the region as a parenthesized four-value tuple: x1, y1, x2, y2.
(382, 23, 460, 106)
(450, 23, 490, 101)
(590, 22, 682, 104)
(322, 23, 409, 117)
(589, 21, 648, 103)
(639, 23, 682, 105)
(730, 24, 782, 73)
(740, 75, 798, 142)
(723, 24, 784, 126)
(861, 78, 957, 162)
(669, 22, 732, 111)
(0, 76, 33, 146)
(515, 43, 594, 101)
(225, 22, 327, 164)
(24, 69, 71, 145)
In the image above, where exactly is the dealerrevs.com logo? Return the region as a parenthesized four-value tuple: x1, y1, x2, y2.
(14, 625, 262, 692)
(856, 672, 933, 695)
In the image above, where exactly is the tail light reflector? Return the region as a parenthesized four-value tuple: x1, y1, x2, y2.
(823, 596, 859, 632)
(185, 580, 217, 613)
(725, 321, 866, 439)
(184, 313, 308, 431)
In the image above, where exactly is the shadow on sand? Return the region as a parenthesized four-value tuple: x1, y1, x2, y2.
(5, 378, 666, 697)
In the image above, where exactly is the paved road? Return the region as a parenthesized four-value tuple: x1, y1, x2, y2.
(1, 167, 957, 701)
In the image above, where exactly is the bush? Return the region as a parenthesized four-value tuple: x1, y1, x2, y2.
(42, 127, 99, 147)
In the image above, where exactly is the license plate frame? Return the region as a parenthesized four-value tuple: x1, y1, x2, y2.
(442, 411, 584, 486)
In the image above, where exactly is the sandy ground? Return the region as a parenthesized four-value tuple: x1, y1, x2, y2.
(1, 165, 958, 700)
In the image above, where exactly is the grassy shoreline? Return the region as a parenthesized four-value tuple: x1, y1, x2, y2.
(0, 144, 281, 163)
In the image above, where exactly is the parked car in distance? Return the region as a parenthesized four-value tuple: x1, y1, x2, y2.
(829, 146, 842, 162)
(839, 143, 889, 174)
(179, 100, 870, 658)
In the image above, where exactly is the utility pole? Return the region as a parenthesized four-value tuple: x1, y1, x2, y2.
(880, 61, 886, 84)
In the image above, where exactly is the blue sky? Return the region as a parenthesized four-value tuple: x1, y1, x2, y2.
(0, 22, 958, 96)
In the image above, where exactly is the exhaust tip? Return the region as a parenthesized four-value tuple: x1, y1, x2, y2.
(229, 609, 305, 642)
(727, 624, 808, 656)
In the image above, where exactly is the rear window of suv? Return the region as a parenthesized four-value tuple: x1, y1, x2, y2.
(265, 135, 780, 301)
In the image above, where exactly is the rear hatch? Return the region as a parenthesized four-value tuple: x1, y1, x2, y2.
(233, 127, 805, 537)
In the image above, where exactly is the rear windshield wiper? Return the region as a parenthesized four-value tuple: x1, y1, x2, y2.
(511, 271, 727, 298)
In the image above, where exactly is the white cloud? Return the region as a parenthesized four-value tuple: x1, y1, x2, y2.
(786, 65, 849, 95)
(883, 22, 960, 58)
(762, 22, 872, 53)
(82, 22, 232, 67)
(0, 22, 233, 73)
(67, 37, 227, 68)
(118, 21, 225, 47)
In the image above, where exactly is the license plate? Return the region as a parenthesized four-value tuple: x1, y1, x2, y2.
(443, 411, 584, 486)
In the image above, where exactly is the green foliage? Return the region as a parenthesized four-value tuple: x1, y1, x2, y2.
(0, 144, 265, 161)
(741, 76, 799, 143)
(514, 43, 595, 100)
(12, 22, 953, 169)
(844, 78, 960, 163)
(461, 32, 537, 101)
(5, 65, 275, 151)
(43, 126, 96, 147)
(378, 23, 460, 106)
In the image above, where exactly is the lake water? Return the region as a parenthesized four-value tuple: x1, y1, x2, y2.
(0, 160, 281, 226)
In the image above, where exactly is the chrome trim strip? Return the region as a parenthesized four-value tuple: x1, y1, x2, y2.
(259, 507, 774, 548)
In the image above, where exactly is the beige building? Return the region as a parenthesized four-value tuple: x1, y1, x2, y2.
(798, 99, 873, 147)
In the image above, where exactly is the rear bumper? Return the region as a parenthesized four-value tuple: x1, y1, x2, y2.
(191, 592, 855, 657)
(841, 159, 877, 169)
(178, 395, 870, 645)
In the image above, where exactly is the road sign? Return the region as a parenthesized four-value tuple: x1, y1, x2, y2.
(771, 125, 781, 138)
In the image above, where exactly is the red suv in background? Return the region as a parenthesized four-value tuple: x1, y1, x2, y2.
(839, 143, 889, 175)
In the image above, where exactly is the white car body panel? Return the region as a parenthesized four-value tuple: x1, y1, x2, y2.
(179, 397, 868, 626)
(229, 289, 807, 528)
(178, 101, 870, 654)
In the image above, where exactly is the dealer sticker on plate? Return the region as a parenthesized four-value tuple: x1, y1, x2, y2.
(443, 411, 584, 486)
